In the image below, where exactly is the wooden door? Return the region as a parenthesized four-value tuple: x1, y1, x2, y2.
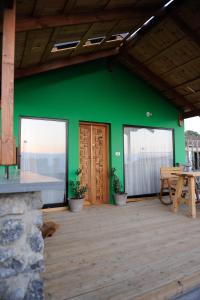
(79, 122, 109, 205)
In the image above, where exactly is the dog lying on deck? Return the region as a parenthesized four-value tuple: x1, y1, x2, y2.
(41, 221, 59, 239)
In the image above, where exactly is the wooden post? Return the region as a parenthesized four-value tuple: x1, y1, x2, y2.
(188, 177, 196, 219)
(0, 1, 16, 165)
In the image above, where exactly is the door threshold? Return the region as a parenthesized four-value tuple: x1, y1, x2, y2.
(43, 206, 68, 213)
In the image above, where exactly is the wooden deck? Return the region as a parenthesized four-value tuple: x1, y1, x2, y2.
(43, 199, 200, 300)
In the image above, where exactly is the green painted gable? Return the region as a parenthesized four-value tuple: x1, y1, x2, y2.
(14, 59, 185, 201)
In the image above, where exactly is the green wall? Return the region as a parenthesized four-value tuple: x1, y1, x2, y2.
(14, 59, 185, 202)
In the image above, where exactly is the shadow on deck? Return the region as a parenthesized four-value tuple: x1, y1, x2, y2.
(43, 198, 200, 300)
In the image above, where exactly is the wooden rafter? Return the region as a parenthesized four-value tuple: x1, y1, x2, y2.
(15, 48, 119, 79)
(119, 53, 196, 112)
(0, 1, 16, 165)
(1, 8, 159, 33)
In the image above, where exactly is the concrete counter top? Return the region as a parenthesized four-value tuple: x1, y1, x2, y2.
(0, 171, 65, 193)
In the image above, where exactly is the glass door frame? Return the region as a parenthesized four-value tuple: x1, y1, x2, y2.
(18, 116, 68, 208)
(123, 124, 175, 198)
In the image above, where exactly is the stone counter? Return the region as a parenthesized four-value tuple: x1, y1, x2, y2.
(0, 171, 64, 300)
(0, 171, 65, 193)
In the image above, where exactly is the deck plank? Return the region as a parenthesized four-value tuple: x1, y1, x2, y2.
(43, 199, 200, 300)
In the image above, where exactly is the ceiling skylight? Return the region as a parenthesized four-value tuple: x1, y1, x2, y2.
(84, 37, 105, 46)
(51, 41, 80, 52)
(164, 0, 175, 8)
(143, 16, 155, 26)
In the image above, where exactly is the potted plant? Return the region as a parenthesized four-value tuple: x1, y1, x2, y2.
(68, 168, 87, 212)
(110, 167, 127, 206)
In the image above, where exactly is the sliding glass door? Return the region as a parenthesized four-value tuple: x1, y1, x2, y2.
(124, 126, 174, 196)
(20, 117, 67, 206)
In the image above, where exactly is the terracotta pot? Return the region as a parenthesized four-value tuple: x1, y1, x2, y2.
(68, 198, 84, 212)
(113, 193, 127, 206)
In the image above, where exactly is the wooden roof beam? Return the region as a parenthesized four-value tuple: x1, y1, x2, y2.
(4, 8, 158, 33)
(15, 48, 119, 79)
(183, 109, 200, 119)
(119, 53, 196, 112)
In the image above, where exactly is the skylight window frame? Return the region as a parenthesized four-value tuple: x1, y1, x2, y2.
(106, 32, 129, 43)
(51, 40, 80, 53)
(83, 36, 106, 47)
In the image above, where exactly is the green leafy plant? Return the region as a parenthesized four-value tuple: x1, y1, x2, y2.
(110, 167, 124, 194)
(70, 168, 87, 199)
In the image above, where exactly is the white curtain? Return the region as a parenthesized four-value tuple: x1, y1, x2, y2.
(20, 118, 66, 205)
(124, 127, 173, 196)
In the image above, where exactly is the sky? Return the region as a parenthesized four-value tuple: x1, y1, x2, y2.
(184, 117, 200, 134)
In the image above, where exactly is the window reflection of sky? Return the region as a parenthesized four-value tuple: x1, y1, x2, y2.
(20, 118, 67, 205)
(21, 119, 66, 154)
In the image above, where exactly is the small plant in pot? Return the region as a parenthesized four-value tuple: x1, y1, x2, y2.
(110, 167, 127, 206)
(68, 168, 87, 213)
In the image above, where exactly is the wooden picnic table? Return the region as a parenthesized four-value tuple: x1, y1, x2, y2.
(172, 171, 200, 218)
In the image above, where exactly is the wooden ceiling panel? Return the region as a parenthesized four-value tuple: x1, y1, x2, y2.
(65, 0, 109, 13)
(82, 21, 116, 38)
(111, 18, 144, 35)
(177, 1, 200, 31)
(146, 54, 176, 75)
(32, 0, 67, 16)
(74, 44, 99, 55)
(47, 48, 73, 61)
(128, 18, 185, 63)
(185, 92, 200, 104)
(146, 38, 200, 75)
(175, 78, 200, 96)
(147, 18, 185, 53)
(21, 29, 52, 68)
(15, 32, 26, 68)
(106, 0, 139, 10)
(134, 0, 163, 8)
(128, 37, 160, 62)
(195, 102, 200, 109)
(100, 40, 121, 50)
(16, 0, 35, 17)
(51, 24, 91, 43)
(162, 57, 200, 87)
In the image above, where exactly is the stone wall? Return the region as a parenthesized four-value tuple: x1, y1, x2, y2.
(0, 192, 44, 300)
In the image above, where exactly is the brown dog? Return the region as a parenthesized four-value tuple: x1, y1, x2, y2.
(41, 221, 59, 239)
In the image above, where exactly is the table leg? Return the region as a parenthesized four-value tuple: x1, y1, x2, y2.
(159, 179, 164, 200)
(188, 177, 196, 218)
(172, 176, 184, 213)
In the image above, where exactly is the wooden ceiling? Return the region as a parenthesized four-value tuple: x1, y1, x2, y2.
(120, 0, 200, 118)
(0, 0, 200, 118)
